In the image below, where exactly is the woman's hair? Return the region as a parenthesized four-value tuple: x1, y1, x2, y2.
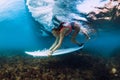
(52, 22, 65, 31)
(52, 27, 59, 31)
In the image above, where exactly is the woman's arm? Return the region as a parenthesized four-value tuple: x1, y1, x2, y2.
(48, 35, 64, 56)
(51, 34, 64, 52)
(51, 29, 66, 52)
(49, 37, 59, 51)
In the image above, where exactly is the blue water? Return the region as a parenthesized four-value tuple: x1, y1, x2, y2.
(86, 30, 120, 56)
(0, 0, 120, 57)
(0, 0, 41, 50)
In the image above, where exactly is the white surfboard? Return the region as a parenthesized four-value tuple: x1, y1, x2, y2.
(25, 46, 84, 57)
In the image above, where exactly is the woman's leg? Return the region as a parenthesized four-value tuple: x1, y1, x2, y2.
(71, 26, 83, 46)
(71, 22, 83, 46)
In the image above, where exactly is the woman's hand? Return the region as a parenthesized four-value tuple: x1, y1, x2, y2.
(48, 50, 53, 56)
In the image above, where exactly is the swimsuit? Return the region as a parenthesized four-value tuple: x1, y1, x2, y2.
(60, 22, 75, 36)
(70, 22, 75, 29)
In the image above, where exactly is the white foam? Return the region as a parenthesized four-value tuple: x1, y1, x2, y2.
(77, 0, 109, 13)
(26, 0, 54, 27)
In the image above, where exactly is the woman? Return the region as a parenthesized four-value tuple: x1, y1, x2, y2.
(48, 22, 90, 56)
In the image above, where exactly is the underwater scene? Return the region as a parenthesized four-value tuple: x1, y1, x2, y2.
(0, 0, 120, 80)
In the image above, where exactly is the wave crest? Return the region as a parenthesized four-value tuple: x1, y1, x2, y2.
(26, 0, 54, 31)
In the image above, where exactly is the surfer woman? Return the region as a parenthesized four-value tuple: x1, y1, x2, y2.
(48, 22, 90, 56)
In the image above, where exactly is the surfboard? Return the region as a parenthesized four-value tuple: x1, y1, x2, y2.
(25, 46, 84, 57)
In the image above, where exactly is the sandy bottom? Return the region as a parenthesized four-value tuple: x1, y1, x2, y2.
(0, 50, 120, 80)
